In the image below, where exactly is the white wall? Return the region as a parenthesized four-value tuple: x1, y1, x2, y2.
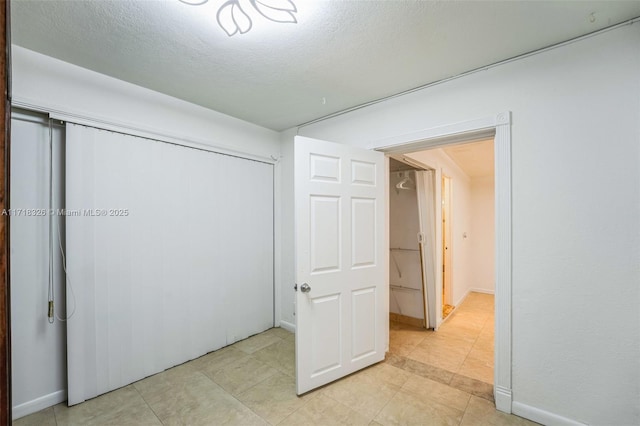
(284, 24, 640, 425)
(11, 46, 282, 418)
(12, 46, 281, 159)
(470, 175, 495, 293)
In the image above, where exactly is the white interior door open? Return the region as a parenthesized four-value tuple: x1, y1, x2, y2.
(294, 136, 387, 395)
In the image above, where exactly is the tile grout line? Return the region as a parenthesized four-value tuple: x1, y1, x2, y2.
(131, 382, 167, 426)
(457, 390, 474, 426)
(321, 392, 375, 423)
(369, 370, 413, 422)
(52, 404, 59, 426)
(215, 345, 288, 425)
(273, 389, 322, 426)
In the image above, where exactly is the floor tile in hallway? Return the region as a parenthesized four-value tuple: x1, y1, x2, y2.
(14, 292, 537, 425)
(389, 292, 496, 388)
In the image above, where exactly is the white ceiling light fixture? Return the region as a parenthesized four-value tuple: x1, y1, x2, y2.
(178, 0, 298, 36)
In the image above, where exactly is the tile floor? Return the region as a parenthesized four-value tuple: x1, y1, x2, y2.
(14, 292, 537, 425)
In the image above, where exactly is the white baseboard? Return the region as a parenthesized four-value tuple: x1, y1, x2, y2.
(512, 401, 586, 426)
(12, 389, 66, 420)
(453, 288, 495, 308)
(494, 385, 512, 413)
(469, 287, 495, 295)
(279, 320, 295, 333)
(453, 289, 471, 308)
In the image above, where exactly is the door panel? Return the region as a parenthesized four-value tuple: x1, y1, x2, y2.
(310, 196, 341, 273)
(351, 287, 377, 361)
(351, 198, 376, 267)
(295, 136, 386, 395)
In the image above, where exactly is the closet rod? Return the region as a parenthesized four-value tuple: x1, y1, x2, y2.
(390, 248, 419, 252)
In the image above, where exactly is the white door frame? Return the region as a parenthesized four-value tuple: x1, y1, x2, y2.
(441, 174, 453, 309)
(369, 112, 512, 413)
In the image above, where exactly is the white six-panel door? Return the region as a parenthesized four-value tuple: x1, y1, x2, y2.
(295, 136, 387, 395)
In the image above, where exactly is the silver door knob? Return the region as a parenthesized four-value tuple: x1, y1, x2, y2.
(300, 283, 311, 293)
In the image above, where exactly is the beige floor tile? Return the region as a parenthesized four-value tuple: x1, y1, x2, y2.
(374, 388, 464, 426)
(54, 385, 161, 426)
(12, 407, 57, 426)
(406, 344, 467, 373)
(135, 368, 217, 419)
(453, 310, 489, 320)
(138, 368, 265, 425)
(462, 396, 539, 425)
(237, 372, 315, 425)
(389, 321, 424, 332)
(479, 321, 495, 334)
(133, 363, 200, 402)
(458, 355, 494, 384)
(473, 335, 494, 352)
(389, 328, 429, 356)
(467, 346, 493, 363)
(357, 363, 411, 388)
(417, 334, 474, 355)
(212, 355, 279, 396)
(384, 352, 407, 369)
(161, 389, 267, 426)
(321, 364, 407, 420)
(252, 338, 295, 377)
(449, 374, 494, 402)
(431, 326, 480, 345)
(401, 374, 471, 411)
(463, 293, 494, 304)
(441, 316, 485, 334)
(261, 327, 294, 340)
(191, 345, 247, 376)
(233, 333, 282, 354)
(28, 296, 505, 426)
(401, 358, 455, 385)
(279, 394, 370, 426)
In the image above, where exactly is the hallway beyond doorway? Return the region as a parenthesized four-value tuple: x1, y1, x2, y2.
(388, 292, 495, 397)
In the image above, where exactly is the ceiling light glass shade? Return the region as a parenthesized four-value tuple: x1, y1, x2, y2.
(178, 0, 209, 5)
(178, 0, 298, 36)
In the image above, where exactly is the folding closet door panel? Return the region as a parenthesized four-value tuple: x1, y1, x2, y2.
(219, 154, 274, 344)
(66, 123, 273, 405)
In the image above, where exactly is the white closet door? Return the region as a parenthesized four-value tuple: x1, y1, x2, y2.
(65, 123, 273, 405)
(416, 170, 437, 329)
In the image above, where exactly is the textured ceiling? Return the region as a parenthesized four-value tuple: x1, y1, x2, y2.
(11, 1, 640, 131)
(443, 139, 494, 178)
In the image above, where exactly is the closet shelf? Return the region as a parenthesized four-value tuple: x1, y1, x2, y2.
(390, 284, 422, 291)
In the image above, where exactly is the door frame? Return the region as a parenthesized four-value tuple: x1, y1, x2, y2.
(369, 112, 512, 413)
(441, 174, 453, 309)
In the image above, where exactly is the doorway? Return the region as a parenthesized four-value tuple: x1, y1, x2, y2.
(389, 159, 424, 327)
(376, 112, 512, 412)
(386, 138, 496, 399)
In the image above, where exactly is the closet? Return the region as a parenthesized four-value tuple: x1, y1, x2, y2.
(10, 111, 275, 408)
(388, 158, 437, 329)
